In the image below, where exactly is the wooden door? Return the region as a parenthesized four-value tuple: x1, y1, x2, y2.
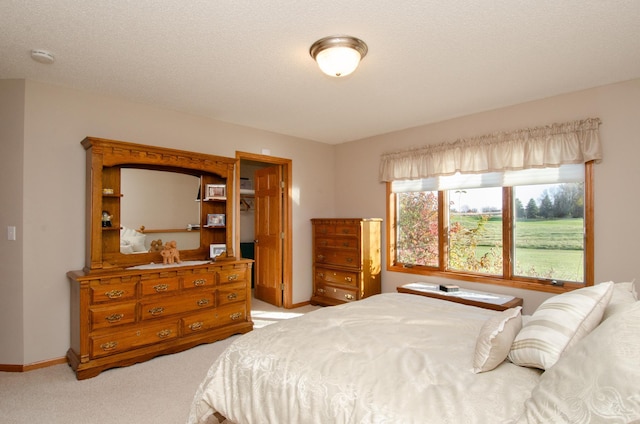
(253, 166, 283, 306)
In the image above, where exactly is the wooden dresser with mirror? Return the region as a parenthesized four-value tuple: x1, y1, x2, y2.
(67, 137, 253, 380)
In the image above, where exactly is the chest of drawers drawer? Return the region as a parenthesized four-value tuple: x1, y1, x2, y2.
(315, 237, 358, 249)
(315, 248, 360, 268)
(314, 281, 357, 303)
(315, 267, 359, 287)
(140, 292, 215, 321)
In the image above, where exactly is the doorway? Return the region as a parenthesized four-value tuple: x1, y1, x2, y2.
(236, 152, 292, 308)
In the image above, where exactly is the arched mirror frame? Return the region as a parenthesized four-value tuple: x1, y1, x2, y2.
(82, 137, 237, 272)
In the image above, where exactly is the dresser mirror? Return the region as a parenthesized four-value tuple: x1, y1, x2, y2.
(82, 137, 237, 271)
(120, 168, 201, 252)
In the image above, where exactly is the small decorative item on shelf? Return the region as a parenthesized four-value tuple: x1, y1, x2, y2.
(160, 240, 181, 265)
(149, 239, 163, 252)
(101, 211, 112, 227)
(102, 188, 114, 195)
(210, 244, 226, 260)
(207, 213, 225, 227)
(205, 184, 226, 200)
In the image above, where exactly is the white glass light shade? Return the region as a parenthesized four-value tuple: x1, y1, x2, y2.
(315, 46, 362, 77)
(309, 36, 368, 78)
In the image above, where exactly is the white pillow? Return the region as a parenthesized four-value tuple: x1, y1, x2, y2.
(508, 282, 614, 370)
(472, 306, 522, 373)
(120, 227, 147, 252)
(602, 281, 637, 321)
(518, 302, 640, 423)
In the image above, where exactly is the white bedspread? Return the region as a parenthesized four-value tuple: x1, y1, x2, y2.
(187, 293, 541, 424)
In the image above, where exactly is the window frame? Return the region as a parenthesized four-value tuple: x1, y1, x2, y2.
(386, 161, 594, 294)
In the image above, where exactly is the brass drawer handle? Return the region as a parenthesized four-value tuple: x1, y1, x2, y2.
(342, 229, 349, 234)
(230, 312, 242, 320)
(342, 242, 350, 247)
(105, 289, 124, 299)
(346, 257, 353, 263)
(227, 292, 238, 300)
(153, 284, 169, 292)
(193, 278, 207, 286)
(318, 272, 324, 278)
(157, 329, 172, 339)
(344, 277, 352, 282)
(317, 255, 325, 261)
(100, 341, 118, 351)
(317, 288, 325, 294)
(227, 274, 238, 281)
(105, 313, 124, 323)
(189, 322, 203, 331)
(344, 294, 354, 300)
(148, 307, 164, 316)
(197, 298, 210, 307)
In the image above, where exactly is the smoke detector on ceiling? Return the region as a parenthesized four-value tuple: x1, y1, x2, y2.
(30, 49, 55, 64)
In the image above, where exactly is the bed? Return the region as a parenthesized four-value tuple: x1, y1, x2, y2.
(187, 281, 640, 424)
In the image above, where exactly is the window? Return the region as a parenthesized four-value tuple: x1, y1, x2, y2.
(388, 163, 594, 292)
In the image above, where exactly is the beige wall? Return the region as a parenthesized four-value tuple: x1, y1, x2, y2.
(3, 77, 639, 365)
(0, 80, 26, 364)
(3, 79, 334, 365)
(335, 78, 640, 314)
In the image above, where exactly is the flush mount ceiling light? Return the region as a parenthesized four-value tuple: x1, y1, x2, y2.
(30, 49, 55, 64)
(309, 35, 368, 77)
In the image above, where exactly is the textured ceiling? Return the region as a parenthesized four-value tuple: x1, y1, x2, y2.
(2, 1, 640, 144)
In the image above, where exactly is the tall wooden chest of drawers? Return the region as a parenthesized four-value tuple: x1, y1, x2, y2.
(311, 218, 382, 306)
(67, 260, 252, 379)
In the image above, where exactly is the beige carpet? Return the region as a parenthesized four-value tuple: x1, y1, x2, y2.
(0, 297, 320, 424)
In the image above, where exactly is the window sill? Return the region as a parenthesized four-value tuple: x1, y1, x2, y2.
(388, 264, 586, 294)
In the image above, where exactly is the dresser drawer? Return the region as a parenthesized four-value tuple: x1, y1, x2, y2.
(315, 267, 359, 287)
(183, 271, 216, 289)
(90, 302, 137, 331)
(182, 310, 219, 334)
(216, 303, 248, 326)
(140, 292, 215, 321)
(315, 282, 357, 303)
(217, 282, 247, 306)
(315, 248, 360, 268)
(218, 267, 246, 285)
(140, 276, 180, 296)
(90, 279, 137, 304)
(90, 321, 179, 358)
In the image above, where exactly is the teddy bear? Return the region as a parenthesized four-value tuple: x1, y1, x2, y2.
(160, 240, 181, 265)
(149, 239, 163, 253)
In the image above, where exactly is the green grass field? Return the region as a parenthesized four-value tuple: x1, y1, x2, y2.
(453, 215, 584, 281)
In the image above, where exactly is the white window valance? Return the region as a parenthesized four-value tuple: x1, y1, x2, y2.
(379, 118, 602, 182)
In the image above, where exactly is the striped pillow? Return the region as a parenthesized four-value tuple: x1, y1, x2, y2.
(508, 282, 614, 370)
